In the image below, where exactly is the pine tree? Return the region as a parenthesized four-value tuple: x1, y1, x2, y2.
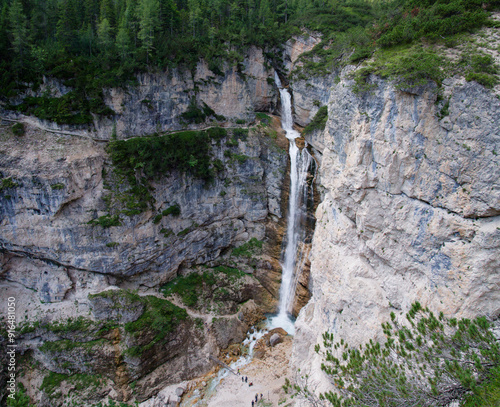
(8, 0, 29, 58)
(97, 17, 113, 53)
(116, 19, 130, 59)
(57, 0, 78, 50)
(100, 0, 116, 29)
(137, 0, 160, 62)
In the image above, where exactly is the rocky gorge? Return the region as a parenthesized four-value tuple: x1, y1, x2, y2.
(0, 27, 499, 407)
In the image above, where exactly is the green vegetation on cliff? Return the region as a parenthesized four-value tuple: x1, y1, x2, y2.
(299, 302, 500, 407)
(161, 264, 249, 315)
(303, 106, 328, 135)
(292, 0, 500, 89)
(1, 0, 498, 124)
(88, 289, 189, 357)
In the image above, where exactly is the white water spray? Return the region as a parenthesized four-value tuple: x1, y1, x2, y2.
(268, 73, 313, 335)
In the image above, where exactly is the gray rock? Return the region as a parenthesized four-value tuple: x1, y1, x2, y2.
(270, 333, 282, 347)
(292, 71, 500, 395)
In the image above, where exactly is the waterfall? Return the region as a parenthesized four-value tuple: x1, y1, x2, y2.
(268, 73, 314, 335)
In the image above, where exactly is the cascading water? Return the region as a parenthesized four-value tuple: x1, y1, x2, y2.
(180, 75, 314, 406)
(268, 73, 314, 335)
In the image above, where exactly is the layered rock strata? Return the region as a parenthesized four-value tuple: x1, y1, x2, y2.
(0, 120, 289, 405)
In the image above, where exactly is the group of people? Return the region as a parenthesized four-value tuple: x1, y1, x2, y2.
(236, 370, 263, 405)
(251, 393, 263, 406)
(240, 375, 252, 386)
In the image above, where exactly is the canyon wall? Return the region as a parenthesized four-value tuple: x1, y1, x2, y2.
(291, 69, 500, 398)
(0, 120, 288, 404)
(3, 46, 275, 140)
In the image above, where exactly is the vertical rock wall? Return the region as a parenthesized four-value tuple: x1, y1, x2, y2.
(291, 71, 500, 396)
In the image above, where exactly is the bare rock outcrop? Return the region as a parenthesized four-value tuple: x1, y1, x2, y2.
(291, 71, 500, 397)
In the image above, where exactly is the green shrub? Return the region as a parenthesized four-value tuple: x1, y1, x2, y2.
(315, 303, 500, 407)
(303, 106, 328, 135)
(466, 72, 499, 88)
(162, 204, 181, 217)
(0, 177, 18, 190)
(207, 127, 228, 141)
(462, 367, 500, 406)
(12, 122, 25, 136)
(87, 214, 121, 228)
(50, 183, 64, 190)
(233, 128, 249, 140)
(462, 52, 499, 88)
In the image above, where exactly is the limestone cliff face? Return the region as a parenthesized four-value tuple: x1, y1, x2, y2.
(3, 46, 275, 140)
(0, 120, 288, 404)
(291, 70, 500, 396)
(0, 125, 286, 295)
(101, 47, 275, 140)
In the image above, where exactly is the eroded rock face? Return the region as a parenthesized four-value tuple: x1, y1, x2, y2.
(0, 126, 287, 288)
(3, 47, 276, 140)
(0, 121, 289, 404)
(291, 71, 500, 396)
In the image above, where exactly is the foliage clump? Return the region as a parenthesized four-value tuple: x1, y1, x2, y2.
(0, 177, 19, 190)
(108, 130, 218, 182)
(11, 122, 25, 136)
(161, 266, 247, 310)
(313, 303, 500, 407)
(232, 237, 264, 258)
(161, 271, 217, 307)
(303, 106, 328, 135)
(124, 294, 188, 356)
(9, 91, 114, 125)
(180, 98, 225, 124)
(89, 289, 188, 357)
(40, 372, 103, 397)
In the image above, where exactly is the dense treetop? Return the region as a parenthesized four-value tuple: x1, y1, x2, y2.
(0, 0, 498, 122)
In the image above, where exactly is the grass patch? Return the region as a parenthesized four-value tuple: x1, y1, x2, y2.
(231, 238, 263, 258)
(123, 294, 188, 356)
(40, 372, 104, 397)
(88, 289, 188, 357)
(161, 272, 217, 307)
(256, 112, 271, 126)
(39, 338, 106, 353)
